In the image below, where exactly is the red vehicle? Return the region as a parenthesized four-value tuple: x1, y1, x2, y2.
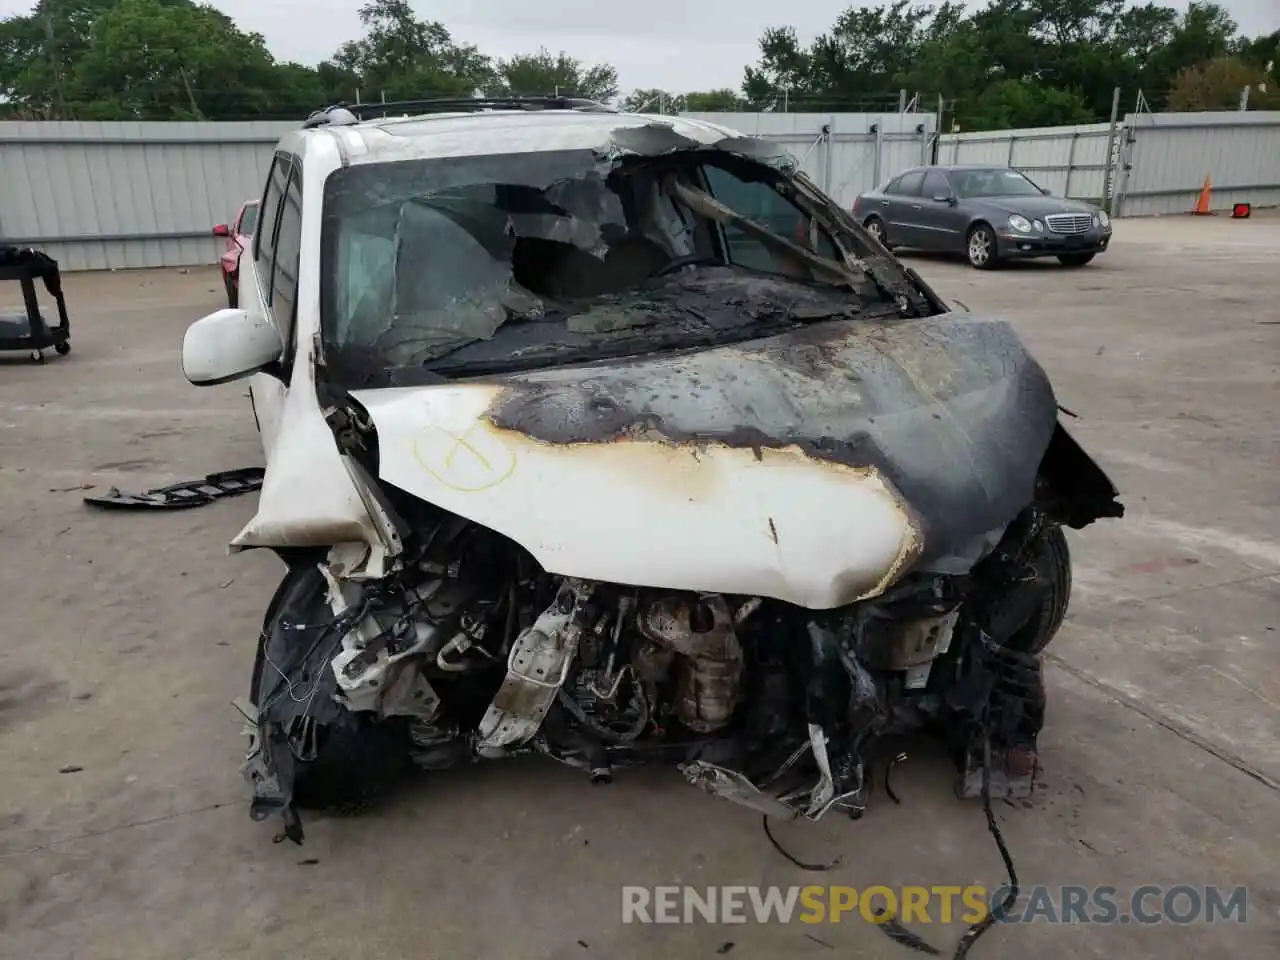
(212, 199, 260, 307)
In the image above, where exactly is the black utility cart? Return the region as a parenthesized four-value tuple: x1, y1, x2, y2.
(0, 244, 71, 363)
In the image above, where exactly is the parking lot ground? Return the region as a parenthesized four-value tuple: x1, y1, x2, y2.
(1, 215, 1278, 959)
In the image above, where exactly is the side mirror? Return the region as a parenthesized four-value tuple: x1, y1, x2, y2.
(182, 308, 281, 385)
(933, 193, 957, 206)
(1039, 187, 1052, 196)
(212, 223, 231, 237)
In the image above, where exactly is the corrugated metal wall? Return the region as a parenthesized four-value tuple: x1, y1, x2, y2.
(936, 111, 1280, 216)
(937, 123, 1115, 202)
(4, 111, 1275, 271)
(0, 120, 295, 270)
(1113, 111, 1280, 216)
(682, 112, 937, 211)
(4, 113, 934, 271)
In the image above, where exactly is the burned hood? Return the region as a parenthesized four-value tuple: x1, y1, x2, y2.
(349, 311, 1060, 608)
(493, 311, 1057, 565)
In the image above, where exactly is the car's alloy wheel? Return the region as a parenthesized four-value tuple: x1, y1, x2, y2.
(967, 225, 997, 269)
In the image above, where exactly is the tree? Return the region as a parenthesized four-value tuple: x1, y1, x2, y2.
(0, 0, 118, 117)
(1235, 29, 1279, 75)
(490, 47, 618, 101)
(1140, 1, 1239, 106)
(808, 0, 957, 88)
(328, 0, 494, 101)
(8, 0, 1280, 126)
(312, 62, 361, 108)
(617, 88, 744, 114)
(743, 26, 816, 108)
(0, 0, 333, 120)
(684, 89, 747, 112)
(1167, 55, 1280, 110)
(743, 4, 974, 112)
(740, 0, 1278, 127)
(967, 79, 1096, 128)
(618, 88, 684, 113)
(266, 62, 328, 117)
(64, 0, 286, 120)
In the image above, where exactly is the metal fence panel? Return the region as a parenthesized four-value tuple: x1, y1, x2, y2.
(0, 120, 294, 270)
(1115, 111, 1280, 217)
(939, 112, 1280, 216)
(5, 113, 935, 271)
(682, 112, 937, 210)
(9, 109, 1272, 273)
(938, 123, 1114, 201)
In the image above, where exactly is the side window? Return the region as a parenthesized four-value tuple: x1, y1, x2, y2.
(895, 171, 925, 197)
(883, 176, 904, 195)
(701, 166, 839, 273)
(921, 170, 951, 198)
(254, 157, 288, 298)
(238, 202, 260, 238)
(270, 164, 303, 347)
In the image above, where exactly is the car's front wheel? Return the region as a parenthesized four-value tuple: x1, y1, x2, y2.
(966, 223, 999, 270)
(1013, 524, 1072, 656)
(863, 215, 892, 250)
(251, 565, 413, 814)
(1057, 253, 1095, 268)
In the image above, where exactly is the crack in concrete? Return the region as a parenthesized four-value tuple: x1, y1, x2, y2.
(1126, 569, 1279, 605)
(1046, 654, 1280, 794)
(0, 799, 238, 861)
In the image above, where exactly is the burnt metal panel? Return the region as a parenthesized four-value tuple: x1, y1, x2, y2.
(481, 304, 1060, 573)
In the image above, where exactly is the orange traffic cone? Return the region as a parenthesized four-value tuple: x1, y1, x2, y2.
(1193, 175, 1213, 215)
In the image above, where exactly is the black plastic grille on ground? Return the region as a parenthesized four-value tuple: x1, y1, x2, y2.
(83, 467, 265, 509)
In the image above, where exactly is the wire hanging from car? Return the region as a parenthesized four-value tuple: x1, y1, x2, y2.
(761, 815, 842, 872)
(873, 908, 943, 955)
(951, 735, 1020, 960)
(865, 736, 1020, 959)
(884, 751, 908, 804)
(866, 748, 945, 956)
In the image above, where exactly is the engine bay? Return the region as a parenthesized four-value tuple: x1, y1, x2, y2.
(243, 504, 1063, 842)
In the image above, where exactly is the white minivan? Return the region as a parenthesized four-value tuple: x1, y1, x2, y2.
(180, 98, 1121, 846)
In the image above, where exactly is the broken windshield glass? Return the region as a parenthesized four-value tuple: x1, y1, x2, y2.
(319, 145, 881, 380)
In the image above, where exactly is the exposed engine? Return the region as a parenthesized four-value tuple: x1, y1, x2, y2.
(244, 505, 1064, 844)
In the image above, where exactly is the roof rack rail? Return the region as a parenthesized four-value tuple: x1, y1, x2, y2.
(302, 96, 616, 127)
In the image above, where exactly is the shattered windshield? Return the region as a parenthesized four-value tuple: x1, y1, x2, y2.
(319, 145, 894, 385)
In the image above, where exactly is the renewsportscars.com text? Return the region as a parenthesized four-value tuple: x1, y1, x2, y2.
(621, 884, 1248, 926)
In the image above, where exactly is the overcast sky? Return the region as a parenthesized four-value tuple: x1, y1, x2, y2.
(3, 1, 1277, 93)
